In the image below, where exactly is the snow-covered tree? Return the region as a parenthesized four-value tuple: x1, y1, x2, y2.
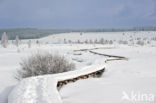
(36, 40, 39, 44)
(15, 35, 19, 47)
(99, 38, 104, 44)
(77, 40, 80, 44)
(12, 40, 14, 44)
(68, 40, 72, 44)
(94, 39, 98, 44)
(89, 39, 93, 44)
(28, 40, 31, 48)
(109, 40, 113, 44)
(80, 32, 83, 36)
(147, 40, 150, 44)
(1, 32, 8, 48)
(151, 37, 156, 41)
(84, 39, 88, 44)
(64, 39, 67, 44)
(136, 40, 144, 46)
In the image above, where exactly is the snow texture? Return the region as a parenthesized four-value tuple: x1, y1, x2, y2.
(8, 65, 105, 103)
(0, 31, 156, 103)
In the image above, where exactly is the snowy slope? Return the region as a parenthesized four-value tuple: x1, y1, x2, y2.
(60, 77, 156, 103)
(60, 46, 156, 103)
(39, 31, 156, 45)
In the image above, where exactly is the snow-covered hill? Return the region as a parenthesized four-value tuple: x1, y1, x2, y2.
(39, 31, 156, 46)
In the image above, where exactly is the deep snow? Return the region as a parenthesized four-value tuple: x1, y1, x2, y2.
(0, 31, 156, 103)
(8, 65, 105, 103)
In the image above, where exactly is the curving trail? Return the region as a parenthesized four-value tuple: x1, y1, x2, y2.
(89, 50, 128, 59)
(89, 50, 128, 63)
(73, 47, 128, 63)
(8, 65, 105, 103)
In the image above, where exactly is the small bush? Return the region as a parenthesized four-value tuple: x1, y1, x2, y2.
(15, 53, 75, 80)
(136, 40, 144, 46)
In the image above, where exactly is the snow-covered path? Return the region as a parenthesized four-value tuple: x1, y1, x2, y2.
(8, 65, 105, 103)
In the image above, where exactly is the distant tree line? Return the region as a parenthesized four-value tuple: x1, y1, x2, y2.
(0, 28, 70, 40)
(0, 27, 156, 40)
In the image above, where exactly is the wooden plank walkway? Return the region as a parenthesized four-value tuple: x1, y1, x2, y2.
(57, 68, 105, 90)
(89, 50, 128, 59)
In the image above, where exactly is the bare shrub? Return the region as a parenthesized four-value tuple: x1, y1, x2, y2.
(15, 53, 75, 80)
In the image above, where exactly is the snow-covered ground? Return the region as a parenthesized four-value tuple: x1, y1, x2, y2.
(60, 45, 156, 103)
(39, 31, 156, 45)
(0, 31, 156, 103)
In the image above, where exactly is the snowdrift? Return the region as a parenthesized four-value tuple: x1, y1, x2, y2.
(8, 65, 105, 103)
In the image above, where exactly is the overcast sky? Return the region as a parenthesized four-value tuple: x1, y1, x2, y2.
(0, 0, 156, 29)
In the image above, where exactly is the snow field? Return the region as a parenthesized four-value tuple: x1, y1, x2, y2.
(0, 31, 156, 103)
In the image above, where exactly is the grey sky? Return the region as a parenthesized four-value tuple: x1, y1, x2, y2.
(0, 0, 156, 29)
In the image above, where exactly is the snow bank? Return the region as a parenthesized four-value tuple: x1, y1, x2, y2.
(8, 65, 105, 103)
(8, 77, 61, 103)
(60, 77, 156, 103)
